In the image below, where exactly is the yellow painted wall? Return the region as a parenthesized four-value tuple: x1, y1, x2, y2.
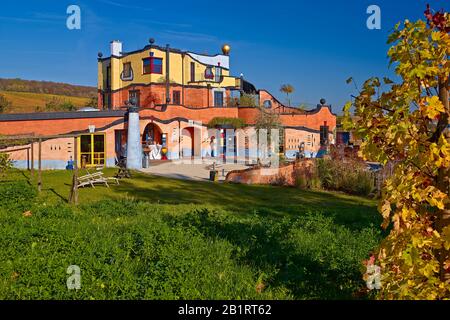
(97, 59, 110, 91)
(100, 46, 238, 92)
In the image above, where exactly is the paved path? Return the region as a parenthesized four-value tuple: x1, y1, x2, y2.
(139, 160, 249, 182)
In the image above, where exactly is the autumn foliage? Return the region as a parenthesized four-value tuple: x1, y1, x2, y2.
(344, 6, 450, 299)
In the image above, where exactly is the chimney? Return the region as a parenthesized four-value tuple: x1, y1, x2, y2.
(110, 40, 122, 57)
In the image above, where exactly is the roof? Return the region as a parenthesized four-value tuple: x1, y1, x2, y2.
(99, 43, 227, 62)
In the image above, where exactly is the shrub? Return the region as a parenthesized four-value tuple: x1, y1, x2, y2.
(59, 101, 76, 111)
(44, 98, 76, 112)
(317, 159, 374, 196)
(85, 96, 98, 108)
(294, 163, 321, 190)
(207, 117, 246, 129)
(0, 94, 11, 113)
(239, 94, 258, 107)
(0, 153, 12, 176)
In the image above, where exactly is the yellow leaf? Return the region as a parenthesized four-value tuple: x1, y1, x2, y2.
(442, 226, 450, 251)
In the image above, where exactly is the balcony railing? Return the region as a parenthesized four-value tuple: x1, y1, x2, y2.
(189, 73, 222, 83)
(188, 74, 241, 88)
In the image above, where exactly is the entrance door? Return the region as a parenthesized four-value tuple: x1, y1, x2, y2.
(79, 133, 106, 168)
(143, 123, 162, 145)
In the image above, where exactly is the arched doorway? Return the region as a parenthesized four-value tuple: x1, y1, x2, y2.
(181, 126, 201, 158)
(143, 122, 164, 161)
(143, 122, 162, 145)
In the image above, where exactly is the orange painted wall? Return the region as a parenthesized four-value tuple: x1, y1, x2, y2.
(0, 116, 125, 136)
(0, 105, 335, 138)
(237, 106, 336, 131)
(100, 83, 234, 110)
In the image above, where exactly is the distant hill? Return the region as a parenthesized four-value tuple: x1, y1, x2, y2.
(0, 78, 96, 97)
(0, 91, 93, 113)
(0, 78, 97, 113)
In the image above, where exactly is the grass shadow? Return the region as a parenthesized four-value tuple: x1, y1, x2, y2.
(166, 209, 375, 299)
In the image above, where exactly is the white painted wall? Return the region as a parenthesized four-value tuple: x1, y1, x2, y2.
(187, 52, 229, 69)
(110, 40, 122, 57)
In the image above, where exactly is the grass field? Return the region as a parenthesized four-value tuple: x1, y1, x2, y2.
(0, 169, 383, 299)
(0, 91, 91, 113)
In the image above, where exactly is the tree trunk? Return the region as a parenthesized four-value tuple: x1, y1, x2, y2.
(437, 80, 450, 282)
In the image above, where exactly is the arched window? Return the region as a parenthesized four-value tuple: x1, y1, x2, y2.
(263, 100, 272, 108)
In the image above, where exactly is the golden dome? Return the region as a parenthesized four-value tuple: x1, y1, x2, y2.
(222, 44, 231, 55)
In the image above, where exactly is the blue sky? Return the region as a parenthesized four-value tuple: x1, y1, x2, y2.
(0, 0, 448, 112)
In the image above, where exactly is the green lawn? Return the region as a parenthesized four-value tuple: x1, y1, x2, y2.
(0, 169, 383, 299)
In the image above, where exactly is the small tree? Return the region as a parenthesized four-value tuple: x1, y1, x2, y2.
(0, 94, 11, 113)
(85, 96, 98, 108)
(0, 152, 12, 176)
(255, 105, 283, 159)
(344, 6, 450, 299)
(45, 98, 60, 111)
(60, 101, 76, 111)
(280, 84, 295, 107)
(239, 93, 257, 107)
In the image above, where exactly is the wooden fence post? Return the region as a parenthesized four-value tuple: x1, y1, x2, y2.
(69, 136, 78, 205)
(30, 142, 34, 179)
(38, 138, 42, 192)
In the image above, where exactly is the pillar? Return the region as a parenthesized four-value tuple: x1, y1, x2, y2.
(126, 106, 142, 169)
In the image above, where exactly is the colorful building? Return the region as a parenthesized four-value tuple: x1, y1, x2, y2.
(0, 39, 336, 169)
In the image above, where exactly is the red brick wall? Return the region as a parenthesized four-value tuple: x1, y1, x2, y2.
(139, 105, 238, 124)
(184, 87, 209, 107)
(259, 89, 284, 110)
(0, 117, 125, 136)
(102, 84, 233, 110)
(0, 107, 334, 139)
(238, 105, 336, 131)
(226, 160, 315, 186)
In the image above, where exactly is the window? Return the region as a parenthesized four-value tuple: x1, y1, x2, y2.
(129, 90, 140, 107)
(122, 62, 132, 79)
(79, 134, 106, 168)
(143, 57, 163, 74)
(215, 66, 222, 82)
(320, 125, 329, 146)
(173, 90, 181, 105)
(103, 93, 111, 110)
(106, 66, 111, 89)
(214, 91, 224, 107)
(190, 62, 195, 82)
(263, 100, 272, 108)
(205, 66, 213, 79)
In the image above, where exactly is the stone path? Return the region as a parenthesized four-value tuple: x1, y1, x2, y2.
(139, 160, 249, 182)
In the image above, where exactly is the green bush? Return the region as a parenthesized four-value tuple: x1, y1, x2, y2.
(0, 153, 12, 175)
(207, 117, 246, 129)
(44, 98, 76, 112)
(317, 159, 374, 196)
(239, 94, 258, 107)
(294, 164, 321, 190)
